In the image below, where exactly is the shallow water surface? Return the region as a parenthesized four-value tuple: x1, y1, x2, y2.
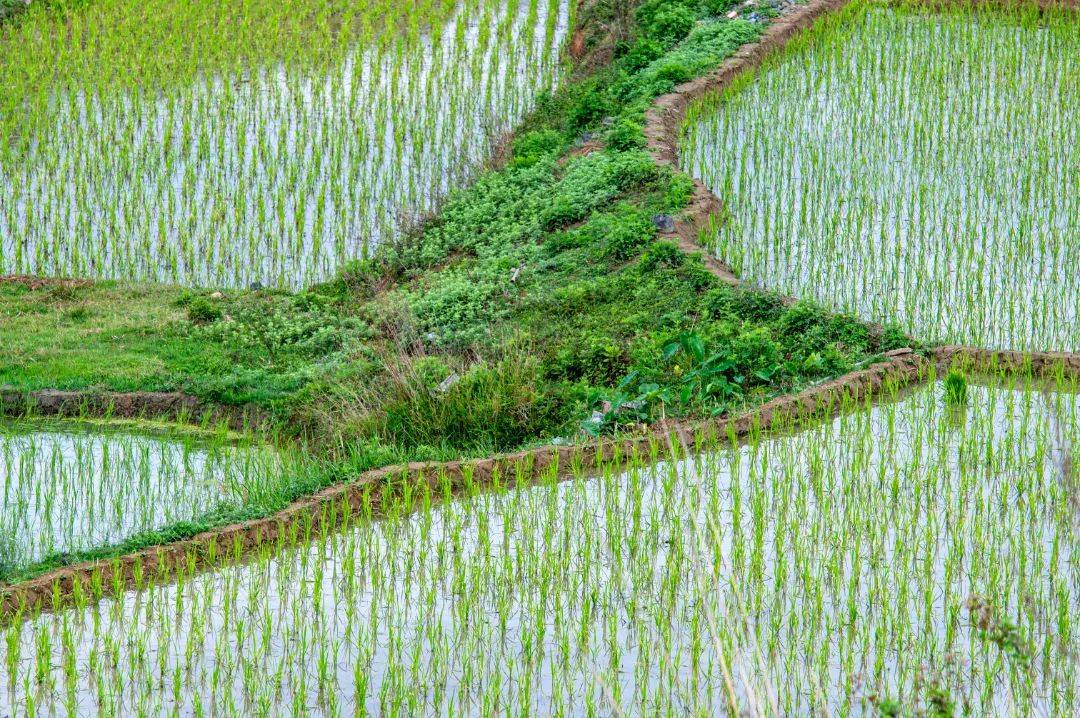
(3, 379, 1078, 715)
(0, 0, 570, 288)
(0, 421, 278, 572)
(683, 6, 1079, 351)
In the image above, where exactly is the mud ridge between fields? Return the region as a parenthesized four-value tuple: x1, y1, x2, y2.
(0, 349, 930, 616)
(3, 0, 1079, 616)
(0, 389, 266, 431)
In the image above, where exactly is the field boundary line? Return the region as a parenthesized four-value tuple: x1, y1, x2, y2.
(0, 349, 930, 616)
(3, 0, 1079, 616)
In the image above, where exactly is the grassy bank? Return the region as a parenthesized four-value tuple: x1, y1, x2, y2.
(0, 0, 915, 580)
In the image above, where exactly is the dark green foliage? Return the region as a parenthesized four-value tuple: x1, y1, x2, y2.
(511, 129, 566, 169)
(620, 37, 666, 73)
(544, 334, 630, 386)
(705, 285, 786, 322)
(0, 0, 902, 467)
(184, 295, 223, 324)
(639, 240, 686, 271)
(567, 85, 615, 133)
(703, 0, 739, 14)
(549, 202, 658, 261)
(606, 116, 647, 150)
(663, 172, 695, 209)
(640, 5, 696, 48)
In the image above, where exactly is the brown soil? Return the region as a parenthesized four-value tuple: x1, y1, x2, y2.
(932, 346, 1080, 379)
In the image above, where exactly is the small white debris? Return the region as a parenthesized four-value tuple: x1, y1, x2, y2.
(437, 373, 461, 393)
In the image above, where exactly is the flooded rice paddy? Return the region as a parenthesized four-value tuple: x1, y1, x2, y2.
(682, 5, 1079, 351)
(0, 0, 570, 288)
(0, 421, 279, 576)
(3, 377, 1077, 716)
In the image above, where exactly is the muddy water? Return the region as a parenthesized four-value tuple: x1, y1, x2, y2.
(2, 380, 1077, 715)
(0, 0, 570, 289)
(0, 421, 278, 572)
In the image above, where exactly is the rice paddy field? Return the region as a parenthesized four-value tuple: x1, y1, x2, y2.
(682, 2, 1080, 351)
(3, 0, 1080, 715)
(1, 376, 1077, 715)
(0, 0, 570, 288)
(0, 421, 280, 575)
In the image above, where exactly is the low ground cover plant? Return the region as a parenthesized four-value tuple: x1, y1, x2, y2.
(0, 0, 911, 465)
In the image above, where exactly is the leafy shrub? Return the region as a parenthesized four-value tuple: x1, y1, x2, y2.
(663, 172, 695, 210)
(639, 241, 685, 271)
(555, 202, 657, 261)
(567, 87, 614, 133)
(620, 38, 666, 73)
(606, 117, 646, 151)
(635, 1, 697, 47)
(511, 129, 566, 169)
(705, 286, 785, 323)
(408, 268, 506, 348)
(731, 327, 782, 383)
(185, 296, 223, 324)
(312, 259, 385, 300)
(628, 20, 760, 103)
(544, 334, 630, 386)
(542, 150, 659, 229)
(703, 0, 739, 14)
(194, 293, 368, 368)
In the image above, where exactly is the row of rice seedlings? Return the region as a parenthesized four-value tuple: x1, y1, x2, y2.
(2, 373, 1076, 716)
(0, 0, 570, 288)
(0, 421, 281, 574)
(681, 3, 1079, 351)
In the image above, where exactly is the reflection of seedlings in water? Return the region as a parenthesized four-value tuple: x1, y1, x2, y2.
(0, 0, 572, 289)
(1042, 388, 1079, 517)
(683, 7, 1080, 351)
(0, 523, 22, 582)
(0, 422, 281, 574)
(863, 655, 970, 717)
(967, 594, 1031, 667)
(2, 382, 1077, 714)
(1020, 588, 1079, 672)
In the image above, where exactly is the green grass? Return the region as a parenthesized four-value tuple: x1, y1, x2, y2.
(0, 281, 229, 394)
(0, 0, 912, 458)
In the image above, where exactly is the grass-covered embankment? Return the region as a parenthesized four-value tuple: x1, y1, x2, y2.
(0, 0, 915, 581)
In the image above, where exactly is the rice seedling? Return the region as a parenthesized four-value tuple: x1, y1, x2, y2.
(0, 0, 570, 288)
(682, 2, 1080, 351)
(0, 420, 280, 576)
(2, 373, 1076, 716)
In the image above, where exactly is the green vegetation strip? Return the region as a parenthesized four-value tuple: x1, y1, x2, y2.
(0, 349, 930, 616)
(3, 0, 1078, 590)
